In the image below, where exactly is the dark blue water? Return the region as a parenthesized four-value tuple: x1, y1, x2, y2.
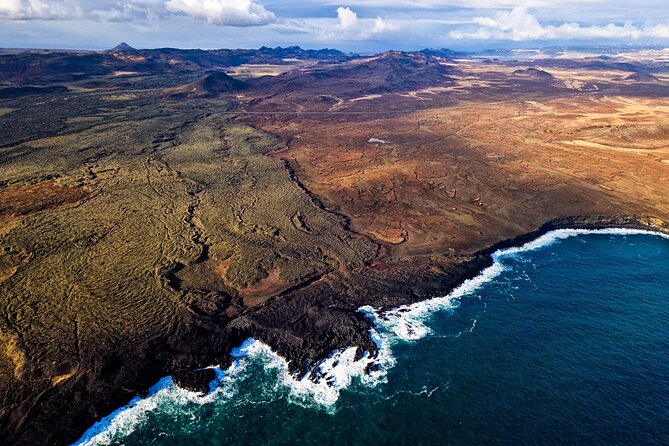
(77, 230, 669, 446)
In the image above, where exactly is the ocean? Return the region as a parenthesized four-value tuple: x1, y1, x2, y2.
(75, 228, 669, 446)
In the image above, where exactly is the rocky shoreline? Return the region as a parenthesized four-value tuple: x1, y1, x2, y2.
(47, 215, 668, 446)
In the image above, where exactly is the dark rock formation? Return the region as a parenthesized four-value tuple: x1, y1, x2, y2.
(162, 71, 247, 98)
(253, 51, 458, 98)
(109, 42, 136, 52)
(0, 46, 356, 85)
(172, 368, 217, 395)
(513, 68, 554, 79)
(626, 72, 661, 82)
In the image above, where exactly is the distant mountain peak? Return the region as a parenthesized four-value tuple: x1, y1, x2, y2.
(110, 42, 136, 52)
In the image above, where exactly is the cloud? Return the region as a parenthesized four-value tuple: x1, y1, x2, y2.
(3, 0, 669, 49)
(319, 0, 606, 9)
(90, 2, 159, 22)
(449, 7, 669, 41)
(165, 0, 276, 26)
(320, 6, 397, 40)
(269, 6, 396, 41)
(646, 23, 669, 39)
(0, 0, 82, 20)
(0, 0, 277, 26)
(336, 6, 357, 28)
(0, 0, 164, 21)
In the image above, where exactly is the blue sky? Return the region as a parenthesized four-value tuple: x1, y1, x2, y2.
(1, 0, 669, 51)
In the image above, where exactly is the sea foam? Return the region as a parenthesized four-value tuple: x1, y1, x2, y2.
(74, 332, 392, 445)
(229, 333, 392, 408)
(73, 227, 667, 445)
(362, 227, 669, 342)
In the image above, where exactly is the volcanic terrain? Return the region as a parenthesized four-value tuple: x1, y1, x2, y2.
(0, 46, 668, 445)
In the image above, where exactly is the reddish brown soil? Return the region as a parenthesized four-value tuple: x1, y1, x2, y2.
(241, 77, 669, 260)
(0, 181, 89, 222)
(216, 260, 292, 306)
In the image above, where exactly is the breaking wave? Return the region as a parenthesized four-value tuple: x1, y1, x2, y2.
(73, 227, 667, 445)
(74, 332, 393, 446)
(362, 227, 669, 341)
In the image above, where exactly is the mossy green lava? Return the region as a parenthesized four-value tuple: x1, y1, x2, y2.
(0, 84, 375, 445)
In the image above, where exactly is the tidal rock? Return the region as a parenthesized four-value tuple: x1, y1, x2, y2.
(172, 368, 216, 395)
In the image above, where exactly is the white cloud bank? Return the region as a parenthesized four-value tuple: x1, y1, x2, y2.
(271, 6, 397, 41)
(0, 0, 82, 20)
(325, 0, 604, 8)
(450, 7, 669, 40)
(165, 0, 275, 26)
(0, 1, 396, 39)
(0, 0, 276, 26)
(3, 0, 669, 45)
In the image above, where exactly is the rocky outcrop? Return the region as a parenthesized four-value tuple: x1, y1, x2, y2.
(162, 71, 247, 99)
(625, 72, 661, 83)
(512, 68, 554, 79)
(172, 368, 217, 395)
